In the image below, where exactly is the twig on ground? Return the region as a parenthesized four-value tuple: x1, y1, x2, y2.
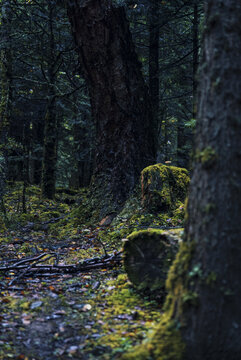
(0, 251, 123, 284)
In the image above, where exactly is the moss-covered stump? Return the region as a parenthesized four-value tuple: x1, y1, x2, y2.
(141, 164, 189, 213)
(123, 229, 182, 293)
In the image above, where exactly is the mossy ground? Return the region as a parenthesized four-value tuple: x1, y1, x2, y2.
(0, 176, 188, 359)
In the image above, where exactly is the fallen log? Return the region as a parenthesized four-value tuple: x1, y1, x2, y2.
(123, 228, 182, 293)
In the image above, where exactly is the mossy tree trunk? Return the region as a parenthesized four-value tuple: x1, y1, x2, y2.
(180, 0, 241, 356)
(123, 1, 241, 359)
(67, 0, 155, 215)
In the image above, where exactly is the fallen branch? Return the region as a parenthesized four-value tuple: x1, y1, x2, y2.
(0, 251, 123, 283)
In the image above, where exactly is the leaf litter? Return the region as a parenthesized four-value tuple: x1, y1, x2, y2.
(0, 185, 165, 359)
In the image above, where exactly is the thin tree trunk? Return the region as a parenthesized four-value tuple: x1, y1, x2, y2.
(149, 0, 160, 154)
(0, 0, 12, 142)
(67, 0, 155, 215)
(0, 0, 12, 200)
(192, 0, 199, 119)
(41, 3, 57, 199)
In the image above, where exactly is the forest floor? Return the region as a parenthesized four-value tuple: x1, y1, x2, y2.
(0, 183, 183, 360)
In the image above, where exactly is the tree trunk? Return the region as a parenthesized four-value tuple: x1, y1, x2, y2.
(122, 0, 241, 359)
(29, 119, 44, 185)
(41, 3, 57, 199)
(0, 0, 12, 200)
(67, 0, 155, 215)
(0, 0, 12, 143)
(149, 0, 160, 154)
(41, 97, 57, 199)
(181, 0, 241, 356)
(192, 0, 199, 120)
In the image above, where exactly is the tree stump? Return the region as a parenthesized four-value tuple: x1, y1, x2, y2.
(141, 164, 189, 213)
(123, 229, 182, 293)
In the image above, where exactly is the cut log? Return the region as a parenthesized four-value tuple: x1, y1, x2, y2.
(123, 228, 182, 293)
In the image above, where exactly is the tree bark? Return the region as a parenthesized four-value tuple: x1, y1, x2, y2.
(148, 0, 160, 154)
(192, 0, 199, 119)
(41, 3, 57, 199)
(67, 0, 155, 214)
(0, 0, 12, 143)
(181, 0, 241, 356)
(0, 0, 13, 200)
(122, 0, 241, 359)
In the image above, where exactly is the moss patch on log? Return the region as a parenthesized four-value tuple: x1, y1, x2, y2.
(122, 240, 196, 360)
(141, 164, 189, 213)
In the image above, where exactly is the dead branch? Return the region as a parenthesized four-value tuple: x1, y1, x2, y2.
(0, 251, 123, 283)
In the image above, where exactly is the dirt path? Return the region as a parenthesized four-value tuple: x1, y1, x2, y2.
(0, 224, 162, 360)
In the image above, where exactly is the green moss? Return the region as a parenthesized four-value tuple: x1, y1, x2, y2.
(122, 240, 196, 360)
(88, 273, 162, 356)
(0, 215, 6, 233)
(203, 203, 216, 214)
(195, 146, 217, 168)
(141, 164, 189, 213)
(205, 271, 217, 286)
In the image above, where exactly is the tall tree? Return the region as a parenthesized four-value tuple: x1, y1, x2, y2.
(0, 0, 13, 200)
(148, 0, 160, 154)
(41, 1, 59, 199)
(192, 0, 199, 119)
(123, 0, 241, 359)
(0, 0, 12, 143)
(67, 0, 155, 215)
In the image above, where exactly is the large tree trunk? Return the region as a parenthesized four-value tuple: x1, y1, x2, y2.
(67, 0, 155, 215)
(122, 0, 241, 359)
(181, 0, 241, 356)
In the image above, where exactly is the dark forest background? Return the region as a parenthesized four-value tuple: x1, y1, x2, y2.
(0, 0, 202, 200)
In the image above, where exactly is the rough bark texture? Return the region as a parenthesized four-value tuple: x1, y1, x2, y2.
(67, 0, 155, 214)
(182, 0, 241, 357)
(122, 0, 241, 359)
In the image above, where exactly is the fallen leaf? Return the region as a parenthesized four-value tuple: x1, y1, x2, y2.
(82, 304, 92, 312)
(30, 301, 43, 309)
